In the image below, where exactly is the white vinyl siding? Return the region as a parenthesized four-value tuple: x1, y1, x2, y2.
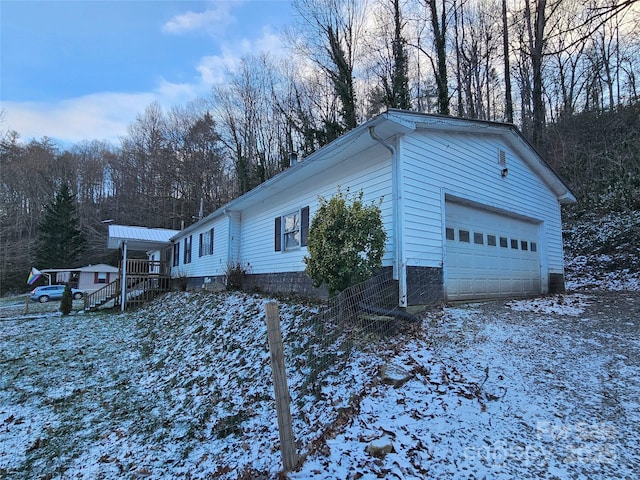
(171, 216, 230, 278)
(400, 131, 565, 280)
(167, 114, 568, 299)
(239, 149, 393, 274)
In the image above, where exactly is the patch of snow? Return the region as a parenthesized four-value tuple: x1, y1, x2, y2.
(1, 291, 638, 479)
(506, 294, 591, 316)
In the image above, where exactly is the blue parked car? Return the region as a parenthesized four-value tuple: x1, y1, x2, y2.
(30, 285, 84, 302)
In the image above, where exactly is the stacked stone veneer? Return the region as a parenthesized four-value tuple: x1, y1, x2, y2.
(181, 266, 446, 306)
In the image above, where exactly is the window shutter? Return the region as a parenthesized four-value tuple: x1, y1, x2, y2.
(301, 206, 310, 246)
(274, 217, 282, 251)
(199, 233, 203, 257)
(210, 228, 214, 254)
(94, 272, 98, 284)
(184, 237, 188, 263)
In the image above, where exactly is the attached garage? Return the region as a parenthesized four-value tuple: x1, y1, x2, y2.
(444, 201, 543, 300)
(160, 110, 574, 306)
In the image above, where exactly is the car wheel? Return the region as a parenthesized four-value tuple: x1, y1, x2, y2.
(73, 292, 83, 300)
(39, 295, 49, 303)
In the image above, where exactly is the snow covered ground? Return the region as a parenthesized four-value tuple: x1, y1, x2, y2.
(1, 285, 639, 479)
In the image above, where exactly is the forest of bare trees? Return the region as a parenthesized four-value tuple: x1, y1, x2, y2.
(1, 0, 638, 293)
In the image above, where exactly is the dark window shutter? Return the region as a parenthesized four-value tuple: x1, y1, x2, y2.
(210, 228, 214, 254)
(301, 206, 310, 246)
(199, 233, 203, 257)
(274, 217, 281, 251)
(94, 272, 98, 284)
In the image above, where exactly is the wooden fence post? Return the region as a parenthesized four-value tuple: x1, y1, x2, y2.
(264, 302, 298, 471)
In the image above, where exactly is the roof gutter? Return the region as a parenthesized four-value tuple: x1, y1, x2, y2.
(369, 126, 407, 308)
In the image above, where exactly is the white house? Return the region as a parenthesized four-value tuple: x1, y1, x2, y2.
(156, 110, 575, 305)
(76, 264, 120, 292)
(40, 264, 119, 292)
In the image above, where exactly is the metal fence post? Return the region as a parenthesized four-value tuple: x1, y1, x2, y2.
(264, 302, 298, 471)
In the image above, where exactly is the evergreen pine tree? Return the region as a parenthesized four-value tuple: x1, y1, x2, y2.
(59, 284, 73, 315)
(34, 184, 87, 268)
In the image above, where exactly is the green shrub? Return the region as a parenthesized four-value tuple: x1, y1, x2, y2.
(304, 188, 386, 297)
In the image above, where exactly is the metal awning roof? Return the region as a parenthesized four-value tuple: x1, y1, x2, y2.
(107, 225, 179, 251)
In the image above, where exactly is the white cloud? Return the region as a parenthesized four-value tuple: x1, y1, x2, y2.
(195, 26, 288, 85)
(252, 28, 287, 57)
(155, 78, 202, 103)
(2, 92, 155, 145)
(196, 50, 241, 85)
(0, 13, 290, 146)
(162, 3, 235, 36)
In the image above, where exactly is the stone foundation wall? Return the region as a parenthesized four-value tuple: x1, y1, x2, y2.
(180, 266, 444, 306)
(242, 271, 329, 299)
(548, 273, 566, 293)
(406, 266, 445, 305)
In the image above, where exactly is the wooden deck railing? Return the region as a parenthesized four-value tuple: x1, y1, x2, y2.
(84, 278, 121, 311)
(125, 259, 170, 276)
(84, 259, 171, 311)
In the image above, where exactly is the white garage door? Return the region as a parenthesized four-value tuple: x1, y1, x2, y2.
(445, 202, 542, 300)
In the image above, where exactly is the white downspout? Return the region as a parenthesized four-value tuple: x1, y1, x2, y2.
(223, 208, 234, 265)
(369, 126, 407, 307)
(120, 240, 127, 312)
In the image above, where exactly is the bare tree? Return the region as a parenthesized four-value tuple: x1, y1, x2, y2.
(166, 104, 229, 222)
(211, 54, 292, 194)
(452, 0, 502, 120)
(502, 0, 514, 122)
(290, 0, 367, 138)
(366, 0, 412, 113)
(426, 0, 451, 115)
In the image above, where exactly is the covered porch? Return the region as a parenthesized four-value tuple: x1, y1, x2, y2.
(87, 225, 179, 311)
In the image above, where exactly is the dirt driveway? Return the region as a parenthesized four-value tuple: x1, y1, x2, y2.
(430, 291, 640, 478)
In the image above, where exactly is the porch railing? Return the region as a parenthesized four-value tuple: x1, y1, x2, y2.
(84, 259, 171, 311)
(84, 278, 121, 311)
(125, 259, 170, 276)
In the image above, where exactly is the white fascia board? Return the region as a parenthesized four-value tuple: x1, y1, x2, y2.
(173, 113, 416, 241)
(503, 129, 577, 203)
(403, 113, 576, 204)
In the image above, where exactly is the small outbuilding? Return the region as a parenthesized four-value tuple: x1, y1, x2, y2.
(76, 264, 119, 292)
(39, 264, 119, 293)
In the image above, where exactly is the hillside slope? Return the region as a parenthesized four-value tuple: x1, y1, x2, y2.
(2, 287, 639, 479)
(563, 210, 640, 291)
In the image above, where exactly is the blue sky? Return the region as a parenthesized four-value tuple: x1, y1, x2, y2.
(1, 0, 293, 145)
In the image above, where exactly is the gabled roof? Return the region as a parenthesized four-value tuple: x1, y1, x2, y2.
(77, 264, 119, 273)
(40, 264, 118, 274)
(107, 225, 179, 251)
(173, 109, 576, 239)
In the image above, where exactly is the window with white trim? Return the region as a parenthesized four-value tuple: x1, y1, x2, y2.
(199, 228, 214, 257)
(275, 206, 309, 252)
(184, 235, 192, 264)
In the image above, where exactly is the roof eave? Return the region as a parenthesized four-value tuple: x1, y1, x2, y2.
(172, 112, 416, 240)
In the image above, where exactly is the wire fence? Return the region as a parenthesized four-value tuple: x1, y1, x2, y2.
(291, 268, 442, 399)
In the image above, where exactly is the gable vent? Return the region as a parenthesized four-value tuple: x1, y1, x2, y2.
(498, 149, 507, 166)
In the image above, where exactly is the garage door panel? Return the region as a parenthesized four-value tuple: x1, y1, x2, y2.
(445, 202, 542, 300)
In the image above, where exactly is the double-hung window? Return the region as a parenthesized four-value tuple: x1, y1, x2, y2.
(199, 228, 214, 257)
(172, 242, 180, 267)
(184, 235, 192, 264)
(275, 206, 309, 252)
(95, 272, 108, 284)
